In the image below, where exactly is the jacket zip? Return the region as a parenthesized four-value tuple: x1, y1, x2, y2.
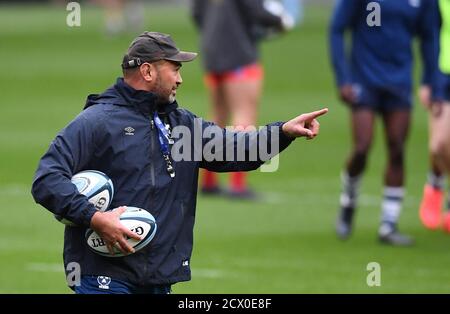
(150, 119, 156, 187)
(141, 118, 156, 285)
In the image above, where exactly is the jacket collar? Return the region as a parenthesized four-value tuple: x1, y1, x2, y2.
(84, 78, 178, 115)
(114, 77, 178, 116)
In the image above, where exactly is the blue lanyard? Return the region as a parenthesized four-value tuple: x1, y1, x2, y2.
(153, 112, 175, 178)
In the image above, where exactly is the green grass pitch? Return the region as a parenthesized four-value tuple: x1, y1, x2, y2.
(1, 3, 450, 293)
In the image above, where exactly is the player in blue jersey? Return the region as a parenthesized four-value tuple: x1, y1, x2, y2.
(329, 0, 442, 246)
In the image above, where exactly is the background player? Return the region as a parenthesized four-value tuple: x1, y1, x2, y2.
(330, 0, 442, 245)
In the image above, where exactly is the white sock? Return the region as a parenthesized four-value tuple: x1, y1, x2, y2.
(427, 171, 445, 190)
(339, 171, 362, 208)
(379, 186, 404, 235)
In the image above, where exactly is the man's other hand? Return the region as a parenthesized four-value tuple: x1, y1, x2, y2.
(90, 206, 142, 256)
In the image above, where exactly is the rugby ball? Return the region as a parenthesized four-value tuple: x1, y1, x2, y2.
(55, 170, 114, 226)
(85, 207, 157, 257)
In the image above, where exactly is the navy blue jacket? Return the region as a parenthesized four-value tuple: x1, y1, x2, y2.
(31, 78, 293, 286)
(329, 0, 442, 99)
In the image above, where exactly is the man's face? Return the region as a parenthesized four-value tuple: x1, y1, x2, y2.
(152, 60, 182, 104)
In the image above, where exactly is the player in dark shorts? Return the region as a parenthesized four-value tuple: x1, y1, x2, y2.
(330, 0, 442, 245)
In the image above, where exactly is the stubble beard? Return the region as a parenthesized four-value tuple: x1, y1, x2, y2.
(154, 74, 175, 105)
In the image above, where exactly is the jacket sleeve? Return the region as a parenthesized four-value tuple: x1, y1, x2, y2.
(31, 110, 101, 227)
(329, 0, 360, 87)
(194, 117, 294, 172)
(418, 0, 443, 101)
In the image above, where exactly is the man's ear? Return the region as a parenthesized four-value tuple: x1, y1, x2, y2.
(140, 63, 154, 82)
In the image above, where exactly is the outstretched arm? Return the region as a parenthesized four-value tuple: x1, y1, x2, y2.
(197, 108, 328, 172)
(329, 0, 360, 105)
(418, 0, 443, 104)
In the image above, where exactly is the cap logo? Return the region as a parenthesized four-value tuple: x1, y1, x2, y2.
(127, 58, 142, 68)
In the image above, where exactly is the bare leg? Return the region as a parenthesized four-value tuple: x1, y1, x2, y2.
(201, 84, 228, 192)
(419, 105, 450, 229)
(381, 110, 411, 187)
(346, 109, 376, 176)
(378, 109, 413, 246)
(223, 78, 263, 194)
(223, 79, 263, 128)
(209, 84, 229, 128)
(336, 109, 375, 239)
(428, 104, 450, 174)
(428, 103, 450, 232)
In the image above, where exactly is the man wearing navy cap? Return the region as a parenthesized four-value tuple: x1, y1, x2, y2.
(32, 31, 327, 294)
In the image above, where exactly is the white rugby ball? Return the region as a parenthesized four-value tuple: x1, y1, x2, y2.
(85, 207, 157, 257)
(55, 170, 114, 226)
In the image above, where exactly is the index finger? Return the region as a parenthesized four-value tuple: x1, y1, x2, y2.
(303, 108, 329, 120)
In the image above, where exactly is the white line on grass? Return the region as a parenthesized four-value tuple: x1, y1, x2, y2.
(191, 268, 231, 279)
(0, 184, 29, 196)
(26, 263, 64, 273)
(262, 191, 419, 207)
(1, 183, 419, 207)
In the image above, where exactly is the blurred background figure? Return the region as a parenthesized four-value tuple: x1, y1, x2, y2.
(191, 0, 294, 199)
(330, 0, 442, 246)
(93, 0, 145, 35)
(419, 0, 450, 233)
